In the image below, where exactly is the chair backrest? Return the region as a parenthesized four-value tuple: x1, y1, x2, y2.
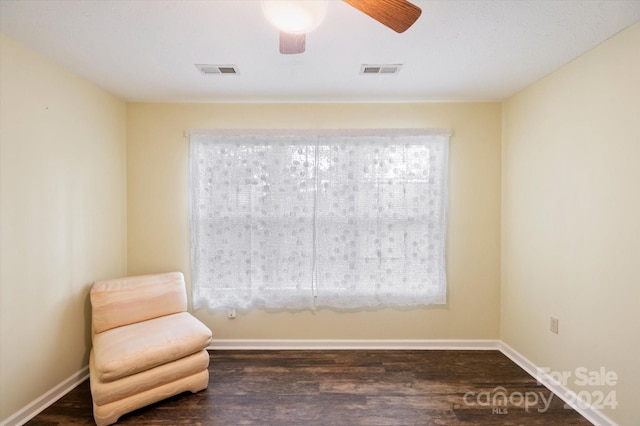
(91, 272, 188, 334)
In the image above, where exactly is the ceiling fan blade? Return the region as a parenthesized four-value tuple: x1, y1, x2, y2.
(280, 31, 306, 54)
(342, 0, 422, 33)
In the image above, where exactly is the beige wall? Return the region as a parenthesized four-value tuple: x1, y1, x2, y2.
(126, 103, 502, 340)
(501, 22, 640, 425)
(0, 36, 127, 421)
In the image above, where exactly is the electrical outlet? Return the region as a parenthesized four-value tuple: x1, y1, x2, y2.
(550, 316, 559, 334)
(227, 308, 237, 319)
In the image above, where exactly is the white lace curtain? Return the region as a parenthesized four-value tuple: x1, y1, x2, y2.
(189, 130, 450, 310)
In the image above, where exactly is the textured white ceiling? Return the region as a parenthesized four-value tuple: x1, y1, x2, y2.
(1, 0, 639, 102)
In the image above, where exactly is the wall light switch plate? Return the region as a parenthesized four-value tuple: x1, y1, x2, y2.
(550, 316, 559, 334)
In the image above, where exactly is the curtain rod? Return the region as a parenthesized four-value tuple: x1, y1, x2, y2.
(184, 128, 453, 138)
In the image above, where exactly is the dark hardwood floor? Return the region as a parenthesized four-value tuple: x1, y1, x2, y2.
(27, 350, 590, 425)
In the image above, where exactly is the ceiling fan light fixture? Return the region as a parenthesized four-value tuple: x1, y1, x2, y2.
(262, 0, 328, 33)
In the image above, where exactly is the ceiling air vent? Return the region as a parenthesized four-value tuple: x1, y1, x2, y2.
(195, 64, 239, 75)
(360, 64, 402, 75)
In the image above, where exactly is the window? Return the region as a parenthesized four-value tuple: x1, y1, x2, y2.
(189, 129, 450, 310)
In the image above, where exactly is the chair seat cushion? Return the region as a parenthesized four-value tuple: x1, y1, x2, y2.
(92, 312, 212, 382)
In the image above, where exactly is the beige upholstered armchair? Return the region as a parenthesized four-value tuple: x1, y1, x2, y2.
(89, 272, 212, 426)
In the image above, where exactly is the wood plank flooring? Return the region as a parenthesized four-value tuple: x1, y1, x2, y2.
(27, 350, 590, 425)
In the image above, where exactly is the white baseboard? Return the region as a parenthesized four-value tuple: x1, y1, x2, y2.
(0, 366, 89, 426)
(208, 338, 500, 350)
(498, 342, 616, 426)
